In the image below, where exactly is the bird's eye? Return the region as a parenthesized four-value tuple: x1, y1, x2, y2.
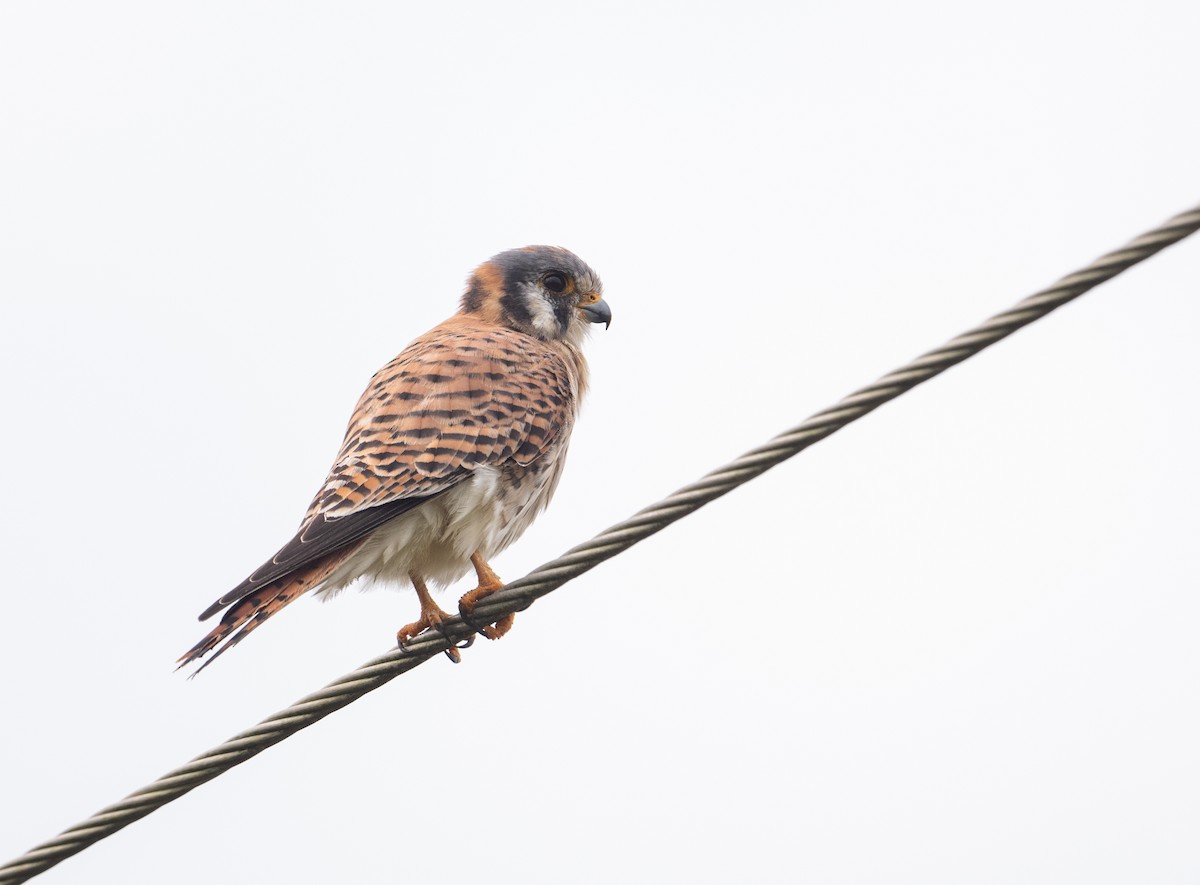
(543, 272, 568, 294)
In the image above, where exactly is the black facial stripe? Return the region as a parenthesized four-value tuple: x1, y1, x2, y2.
(500, 288, 534, 328)
(552, 297, 573, 332)
(461, 280, 486, 313)
(502, 261, 528, 298)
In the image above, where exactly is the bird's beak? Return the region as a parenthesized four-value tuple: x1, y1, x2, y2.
(578, 295, 612, 330)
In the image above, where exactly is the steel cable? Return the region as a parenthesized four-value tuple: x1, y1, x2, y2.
(2, 204, 1197, 884)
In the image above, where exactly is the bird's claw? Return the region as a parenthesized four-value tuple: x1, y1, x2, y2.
(457, 602, 515, 641)
(397, 622, 474, 662)
(457, 602, 489, 637)
(444, 632, 473, 662)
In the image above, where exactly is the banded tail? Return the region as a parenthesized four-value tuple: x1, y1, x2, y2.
(178, 545, 358, 674)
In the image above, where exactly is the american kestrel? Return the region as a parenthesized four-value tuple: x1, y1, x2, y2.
(179, 246, 610, 672)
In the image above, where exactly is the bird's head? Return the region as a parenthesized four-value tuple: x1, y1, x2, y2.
(460, 245, 611, 342)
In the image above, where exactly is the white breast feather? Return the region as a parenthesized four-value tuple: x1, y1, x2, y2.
(314, 465, 509, 598)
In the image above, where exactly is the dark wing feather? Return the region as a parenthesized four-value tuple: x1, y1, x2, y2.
(198, 489, 453, 621)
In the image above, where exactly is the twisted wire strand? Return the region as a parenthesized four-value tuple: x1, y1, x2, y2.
(2, 205, 1197, 884)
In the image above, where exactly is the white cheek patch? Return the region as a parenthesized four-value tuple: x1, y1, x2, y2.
(524, 289, 562, 338)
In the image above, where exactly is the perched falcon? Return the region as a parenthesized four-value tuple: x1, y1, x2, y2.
(179, 246, 610, 672)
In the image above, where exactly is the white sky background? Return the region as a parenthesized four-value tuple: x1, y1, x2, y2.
(1, 2, 1199, 882)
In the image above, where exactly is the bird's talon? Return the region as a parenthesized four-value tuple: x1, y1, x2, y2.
(443, 646, 462, 663)
(479, 612, 516, 641)
(457, 604, 487, 636)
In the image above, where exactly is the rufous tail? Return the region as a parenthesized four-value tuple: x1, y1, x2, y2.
(177, 547, 354, 675)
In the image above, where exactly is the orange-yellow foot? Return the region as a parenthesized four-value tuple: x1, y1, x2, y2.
(458, 552, 516, 640)
(397, 574, 462, 660)
(395, 605, 451, 646)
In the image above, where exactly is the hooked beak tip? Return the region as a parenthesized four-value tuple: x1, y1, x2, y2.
(579, 297, 612, 330)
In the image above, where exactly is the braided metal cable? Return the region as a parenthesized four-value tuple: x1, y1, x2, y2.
(2, 204, 1198, 884)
